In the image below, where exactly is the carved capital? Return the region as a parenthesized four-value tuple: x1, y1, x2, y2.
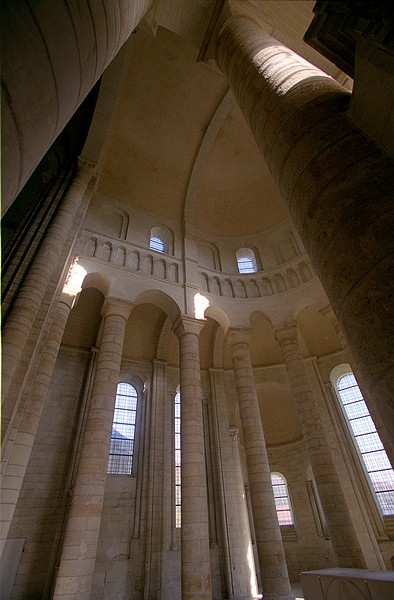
(274, 321, 298, 345)
(102, 298, 134, 321)
(227, 327, 252, 349)
(172, 315, 205, 338)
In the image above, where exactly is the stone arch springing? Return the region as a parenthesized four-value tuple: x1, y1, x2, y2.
(133, 289, 182, 330)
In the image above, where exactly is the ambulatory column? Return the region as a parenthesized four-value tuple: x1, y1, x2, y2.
(275, 322, 366, 568)
(53, 300, 132, 600)
(173, 316, 212, 600)
(229, 329, 294, 600)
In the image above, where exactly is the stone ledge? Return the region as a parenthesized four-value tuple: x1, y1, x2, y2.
(301, 567, 394, 600)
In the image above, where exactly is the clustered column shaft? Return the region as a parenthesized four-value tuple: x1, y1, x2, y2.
(0, 293, 74, 558)
(275, 323, 366, 568)
(174, 317, 212, 600)
(209, 368, 258, 599)
(1, 162, 94, 401)
(229, 331, 294, 600)
(53, 300, 132, 600)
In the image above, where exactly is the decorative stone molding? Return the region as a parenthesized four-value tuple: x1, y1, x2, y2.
(79, 229, 181, 284)
(200, 260, 313, 299)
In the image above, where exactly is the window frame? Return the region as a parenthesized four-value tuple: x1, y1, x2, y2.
(107, 380, 141, 476)
(271, 472, 295, 527)
(236, 247, 259, 274)
(149, 235, 165, 253)
(174, 390, 181, 528)
(149, 225, 174, 255)
(333, 370, 394, 518)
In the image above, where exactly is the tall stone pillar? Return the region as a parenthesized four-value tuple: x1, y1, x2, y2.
(228, 329, 294, 600)
(53, 300, 132, 600)
(173, 316, 211, 600)
(1, 0, 154, 212)
(275, 323, 366, 568)
(1, 162, 94, 401)
(209, 368, 258, 600)
(320, 304, 394, 469)
(144, 359, 167, 599)
(0, 283, 78, 558)
(215, 15, 394, 438)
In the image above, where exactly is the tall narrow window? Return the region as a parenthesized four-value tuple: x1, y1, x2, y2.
(236, 247, 258, 274)
(107, 382, 138, 475)
(337, 372, 394, 516)
(271, 472, 294, 525)
(175, 391, 181, 528)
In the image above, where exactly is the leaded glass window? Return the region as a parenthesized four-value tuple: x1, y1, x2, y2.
(107, 382, 137, 475)
(271, 472, 294, 525)
(337, 373, 394, 516)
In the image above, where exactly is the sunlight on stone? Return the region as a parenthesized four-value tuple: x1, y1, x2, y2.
(194, 292, 209, 320)
(247, 541, 259, 598)
(62, 258, 87, 297)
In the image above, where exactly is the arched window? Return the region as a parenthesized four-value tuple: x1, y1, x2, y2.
(150, 235, 165, 253)
(107, 382, 138, 475)
(336, 372, 394, 516)
(149, 225, 174, 254)
(175, 391, 181, 528)
(236, 247, 258, 274)
(271, 472, 294, 525)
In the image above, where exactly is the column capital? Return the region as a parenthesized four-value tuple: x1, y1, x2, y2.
(153, 358, 167, 366)
(172, 315, 205, 338)
(227, 327, 252, 348)
(58, 291, 77, 310)
(274, 321, 298, 345)
(102, 298, 134, 321)
(229, 427, 239, 442)
(77, 157, 97, 175)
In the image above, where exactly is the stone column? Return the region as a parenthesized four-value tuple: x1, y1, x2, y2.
(275, 323, 366, 568)
(320, 304, 394, 469)
(215, 14, 394, 438)
(173, 316, 211, 600)
(2, 0, 154, 212)
(1, 162, 94, 401)
(0, 289, 76, 559)
(52, 300, 132, 600)
(228, 329, 294, 600)
(209, 367, 258, 600)
(144, 359, 167, 599)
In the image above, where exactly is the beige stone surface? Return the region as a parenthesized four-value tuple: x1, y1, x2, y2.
(2, 2, 394, 599)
